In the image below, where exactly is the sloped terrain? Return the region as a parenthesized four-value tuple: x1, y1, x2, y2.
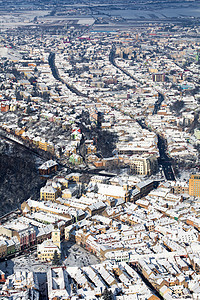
(0, 140, 43, 217)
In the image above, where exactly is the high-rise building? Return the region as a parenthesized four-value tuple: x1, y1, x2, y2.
(130, 154, 158, 176)
(189, 174, 200, 197)
(152, 73, 165, 82)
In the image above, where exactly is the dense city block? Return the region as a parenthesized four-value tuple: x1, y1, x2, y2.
(1, 0, 200, 299)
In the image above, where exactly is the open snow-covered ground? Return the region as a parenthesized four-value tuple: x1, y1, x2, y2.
(0, 242, 100, 276)
(0, 252, 49, 276)
(62, 242, 100, 267)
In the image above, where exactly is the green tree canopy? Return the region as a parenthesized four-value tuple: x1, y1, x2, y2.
(102, 287, 114, 300)
(52, 250, 61, 266)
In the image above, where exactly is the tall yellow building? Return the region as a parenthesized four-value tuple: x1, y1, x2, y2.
(40, 185, 58, 202)
(52, 228, 60, 248)
(189, 174, 200, 197)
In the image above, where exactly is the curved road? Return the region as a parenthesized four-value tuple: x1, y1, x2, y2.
(48, 52, 88, 98)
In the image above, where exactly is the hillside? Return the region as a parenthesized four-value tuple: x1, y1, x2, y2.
(0, 140, 44, 217)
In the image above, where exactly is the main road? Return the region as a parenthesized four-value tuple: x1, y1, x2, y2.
(137, 120, 175, 181)
(109, 46, 175, 181)
(157, 134, 175, 181)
